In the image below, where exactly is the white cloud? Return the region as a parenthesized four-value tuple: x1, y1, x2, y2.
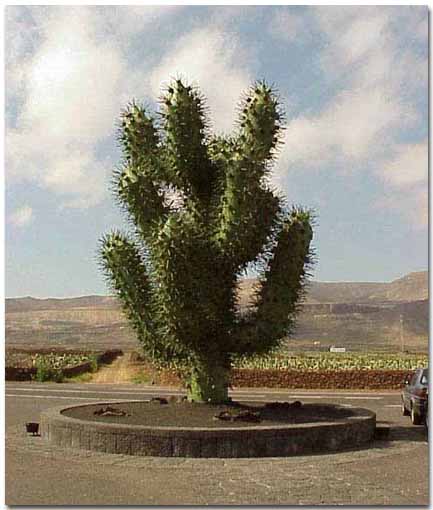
(380, 142, 427, 188)
(312, 5, 360, 34)
(377, 188, 428, 231)
(100, 5, 183, 39)
(6, 6, 181, 209)
(316, 7, 392, 74)
(269, 11, 306, 43)
(273, 7, 406, 179)
(6, 7, 126, 207)
(9, 206, 33, 228)
(150, 27, 251, 133)
(409, 189, 428, 229)
(278, 86, 414, 173)
(271, 6, 427, 231)
(26, 38, 123, 141)
(44, 149, 108, 209)
(375, 141, 428, 229)
(414, 15, 428, 41)
(7, 7, 251, 208)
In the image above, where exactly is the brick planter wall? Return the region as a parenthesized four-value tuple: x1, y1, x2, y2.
(40, 402, 376, 458)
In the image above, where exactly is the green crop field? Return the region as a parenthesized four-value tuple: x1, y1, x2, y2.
(234, 352, 428, 371)
(6, 350, 97, 370)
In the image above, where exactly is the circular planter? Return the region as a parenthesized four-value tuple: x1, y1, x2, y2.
(40, 401, 376, 458)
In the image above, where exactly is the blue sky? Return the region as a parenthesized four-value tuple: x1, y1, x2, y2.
(6, 5, 428, 298)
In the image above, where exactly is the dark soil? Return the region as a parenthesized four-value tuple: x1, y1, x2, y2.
(61, 400, 356, 428)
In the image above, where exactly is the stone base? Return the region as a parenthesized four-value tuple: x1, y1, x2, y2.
(40, 401, 376, 458)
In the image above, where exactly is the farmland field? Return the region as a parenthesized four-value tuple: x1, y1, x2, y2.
(5, 302, 427, 354)
(6, 307, 139, 351)
(234, 352, 428, 371)
(5, 350, 98, 369)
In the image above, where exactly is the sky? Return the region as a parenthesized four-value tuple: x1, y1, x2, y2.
(5, 5, 428, 298)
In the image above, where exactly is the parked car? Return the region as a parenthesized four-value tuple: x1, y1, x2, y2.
(401, 368, 428, 425)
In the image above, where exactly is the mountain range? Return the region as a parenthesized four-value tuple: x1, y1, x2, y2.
(6, 271, 428, 353)
(6, 271, 428, 312)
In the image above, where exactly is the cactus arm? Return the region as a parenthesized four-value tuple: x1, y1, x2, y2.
(255, 208, 313, 335)
(217, 176, 280, 270)
(99, 231, 193, 364)
(119, 101, 160, 168)
(236, 82, 283, 171)
(214, 83, 283, 269)
(116, 103, 168, 237)
(161, 80, 214, 202)
(99, 231, 155, 343)
(115, 163, 167, 239)
(232, 209, 313, 355)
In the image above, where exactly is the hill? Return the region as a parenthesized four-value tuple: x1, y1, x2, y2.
(7, 271, 427, 313)
(6, 271, 428, 353)
(237, 271, 428, 307)
(6, 295, 118, 313)
(367, 271, 428, 302)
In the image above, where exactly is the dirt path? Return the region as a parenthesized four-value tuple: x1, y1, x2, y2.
(91, 352, 141, 383)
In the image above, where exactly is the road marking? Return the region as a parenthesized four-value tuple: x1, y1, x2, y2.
(288, 395, 324, 399)
(5, 386, 390, 401)
(5, 391, 387, 404)
(4, 387, 269, 398)
(5, 394, 285, 404)
(385, 404, 401, 408)
(290, 395, 384, 401)
(5, 389, 386, 401)
(345, 396, 383, 400)
(5, 394, 140, 401)
(5, 384, 397, 397)
(5, 387, 186, 395)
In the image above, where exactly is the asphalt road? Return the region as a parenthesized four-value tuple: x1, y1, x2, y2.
(5, 382, 429, 505)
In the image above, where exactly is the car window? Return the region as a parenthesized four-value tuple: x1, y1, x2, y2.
(421, 373, 428, 385)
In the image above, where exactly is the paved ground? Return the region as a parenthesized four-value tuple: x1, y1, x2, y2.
(5, 382, 429, 505)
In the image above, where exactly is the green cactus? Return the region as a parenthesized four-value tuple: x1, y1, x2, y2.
(99, 79, 314, 403)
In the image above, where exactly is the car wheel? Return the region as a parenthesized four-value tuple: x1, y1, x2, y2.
(402, 400, 410, 416)
(411, 404, 422, 425)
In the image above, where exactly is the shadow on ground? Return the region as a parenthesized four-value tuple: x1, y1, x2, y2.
(376, 420, 427, 442)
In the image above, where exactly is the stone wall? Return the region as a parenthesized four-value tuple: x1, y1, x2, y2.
(156, 368, 412, 390)
(230, 368, 411, 390)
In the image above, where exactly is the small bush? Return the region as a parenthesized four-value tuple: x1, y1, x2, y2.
(89, 354, 98, 373)
(34, 358, 64, 383)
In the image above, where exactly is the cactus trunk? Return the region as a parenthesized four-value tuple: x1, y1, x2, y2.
(187, 360, 230, 404)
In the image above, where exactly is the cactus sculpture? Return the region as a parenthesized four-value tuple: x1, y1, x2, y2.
(100, 79, 314, 403)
